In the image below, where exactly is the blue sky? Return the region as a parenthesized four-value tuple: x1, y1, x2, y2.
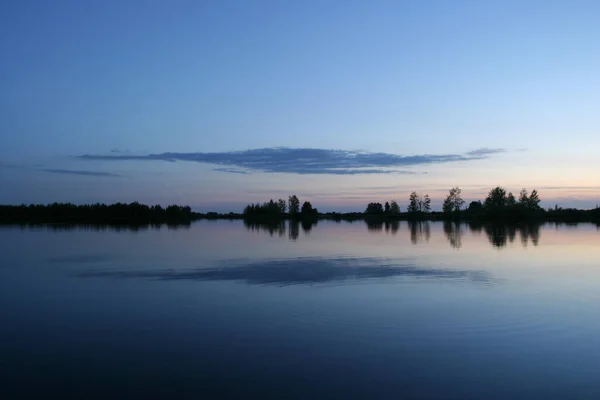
(1, 0, 599, 212)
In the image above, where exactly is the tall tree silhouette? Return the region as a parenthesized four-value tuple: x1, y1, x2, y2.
(301, 201, 318, 218)
(366, 202, 384, 214)
(288, 195, 300, 215)
(443, 187, 464, 213)
(484, 187, 507, 210)
(408, 192, 420, 213)
(422, 194, 431, 212)
(390, 200, 400, 215)
(277, 199, 287, 213)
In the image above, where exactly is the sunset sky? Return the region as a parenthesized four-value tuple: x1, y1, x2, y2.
(1, 0, 599, 212)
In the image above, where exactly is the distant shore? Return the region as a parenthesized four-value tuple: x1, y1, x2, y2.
(1, 202, 599, 225)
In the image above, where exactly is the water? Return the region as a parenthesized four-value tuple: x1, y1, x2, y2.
(1, 220, 600, 399)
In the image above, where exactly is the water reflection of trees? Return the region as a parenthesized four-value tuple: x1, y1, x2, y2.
(243, 219, 318, 240)
(408, 221, 541, 249)
(386, 220, 400, 235)
(519, 224, 540, 247)
(244, 220, 286, 237)
(468, 221, 483, 235)
(365, 219, 399, 235)
(408, 221, 430, 244)
(301, 219, 317, 234)
(443, 221, 463, 249)
(289, 220, 300, 241)
(467, 222, 541, 249)
(11, 222, 191, 232)
(243, 219, 542, 248)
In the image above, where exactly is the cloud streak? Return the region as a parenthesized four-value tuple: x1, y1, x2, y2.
(212, 167, 250, 174)
(466, 148, 506, 157)
(0, 162, 25, 169)
(540, 186, 600, 191)
(44, 169, 123, 178)
(78, 147, 506, 175)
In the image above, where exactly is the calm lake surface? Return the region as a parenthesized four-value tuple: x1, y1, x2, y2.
(2, 220, 600, 399)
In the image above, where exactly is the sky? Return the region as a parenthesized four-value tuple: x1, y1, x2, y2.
(1, 0, 599, 212)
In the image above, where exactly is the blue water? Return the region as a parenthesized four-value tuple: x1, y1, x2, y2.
(2, 221, 600, 399)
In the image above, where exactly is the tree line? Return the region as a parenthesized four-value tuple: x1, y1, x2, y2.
(2, 187, 598, 225)
(363, 186, 547, 221)
(243, 195, 318, 219)
(0, 202, 193, 224)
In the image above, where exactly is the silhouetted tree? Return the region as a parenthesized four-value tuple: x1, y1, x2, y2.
(277, 199, 287, 213)
(408, 192, 420, 213)
(390, 200, 400, 215)
(507, 192, 516, 207)
(288, 195, 300, 215)
(243, 198, 282, 218)
(365, 202, 384, 214)
(484, 187, 508, 210)
(526, 189, 541, 211)
(479, 187, 542, 221)
(384, 201, 391, 213)
(300, 201, 318, 218)
(443, 187, 464, 214)
(518, 189, 529, 205)
(422, 194, 431, 213)
(468, 201, 482, 212)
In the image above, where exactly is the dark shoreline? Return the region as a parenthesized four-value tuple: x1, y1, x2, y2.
(1, 206, 599, 225)
(0, 202, 600, 225)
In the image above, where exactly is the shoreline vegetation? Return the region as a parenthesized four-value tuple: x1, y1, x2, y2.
(1, 187, 599, 225)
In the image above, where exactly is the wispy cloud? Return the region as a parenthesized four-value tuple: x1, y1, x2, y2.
(540, 186, 600, 191)
(79, 147, 506, 175)
(0, 162, 24, 169)
(43, 169, 123, 178)
(212, 167, 250, 174)
(466, 148, 506, 157)
(109, 148, 132, 154)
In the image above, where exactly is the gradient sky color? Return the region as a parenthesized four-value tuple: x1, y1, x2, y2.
(1, 0, 599, 212)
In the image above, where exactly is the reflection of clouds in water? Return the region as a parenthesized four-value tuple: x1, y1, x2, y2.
(77, 257, 494, 286)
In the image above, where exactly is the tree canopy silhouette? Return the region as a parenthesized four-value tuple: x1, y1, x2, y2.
(442, 187, 464, 214)
(390, 200, 400, 215)
(480, 187, 543, 221)
(365, 202, 384, 214)
(288, 195, 300, 215)
(300, 201, 319, 218)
